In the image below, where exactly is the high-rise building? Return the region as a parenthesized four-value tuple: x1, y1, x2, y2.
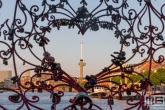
(0, 70, 12, 82)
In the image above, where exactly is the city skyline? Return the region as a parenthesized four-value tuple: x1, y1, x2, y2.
(0, 0, 165, 77)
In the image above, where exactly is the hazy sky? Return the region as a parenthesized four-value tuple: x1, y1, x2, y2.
(0, 0, 165, 77)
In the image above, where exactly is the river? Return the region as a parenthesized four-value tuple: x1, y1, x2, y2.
(0, 92, 139, 110)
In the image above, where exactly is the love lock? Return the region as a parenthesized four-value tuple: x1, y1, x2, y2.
(126, 89, 131, 96)
(108, 96, 114, 105)
(38, 88, 42, 93)
(71, 92, 92, 110)
(85, 75, 97, 86)
(52, 93, 61, 104)
(9, 94, 20, 102)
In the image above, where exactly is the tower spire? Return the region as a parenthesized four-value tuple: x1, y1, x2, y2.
(78, 42, 86, 80)
(80, 42, 83, 59)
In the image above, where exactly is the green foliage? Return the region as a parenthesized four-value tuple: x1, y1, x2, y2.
(141, 70, 154, 78)
(128, 74, 141, 83)
(150, 73, 160, 85)
(127, 70, 156, 84)
(0, 82, 4, 87)
(156, 68, 165, 84)
(79, 82, 87, 87)
(104, 78, 110, 81)
(102, 68, 165, 86)
(111, 76, 124, 84)
(133, 69, 165, 85)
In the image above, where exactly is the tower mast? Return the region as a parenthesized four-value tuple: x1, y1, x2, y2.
(80, 42, 83, 59)
(78, 42, 86, 80)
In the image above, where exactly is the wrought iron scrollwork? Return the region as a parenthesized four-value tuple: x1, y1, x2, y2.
(0, 0, 165, 109)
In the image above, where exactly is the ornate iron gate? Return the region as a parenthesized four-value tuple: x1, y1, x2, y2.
(0, 0, 165, 109)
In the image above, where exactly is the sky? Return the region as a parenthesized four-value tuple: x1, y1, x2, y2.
(0, 0, 165, 77)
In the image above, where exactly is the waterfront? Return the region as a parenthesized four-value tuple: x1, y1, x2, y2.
(0, 92, 139, 110)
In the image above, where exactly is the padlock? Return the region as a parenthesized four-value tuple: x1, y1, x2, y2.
(10, 94, 20, 101)
(108, 98, 114, 105)
(38, 88, 42, 93)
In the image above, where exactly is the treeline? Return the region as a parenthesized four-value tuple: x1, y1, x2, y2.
(108, 68, 165, 85)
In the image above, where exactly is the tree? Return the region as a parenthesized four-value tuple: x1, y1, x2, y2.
(156, 68, 165, 84)
(0, 82, 4, 87)
(111, 76, 124, 84)
(141, 70, 154, 78)
(129, 74, 141, 83)
(150, 72, 161, 85)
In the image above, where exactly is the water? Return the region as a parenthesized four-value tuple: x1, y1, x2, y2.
(0, 92, 139, 110)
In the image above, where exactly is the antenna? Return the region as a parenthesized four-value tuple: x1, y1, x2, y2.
(79, 42, 86, 80)
(80, 42, 83, 59)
